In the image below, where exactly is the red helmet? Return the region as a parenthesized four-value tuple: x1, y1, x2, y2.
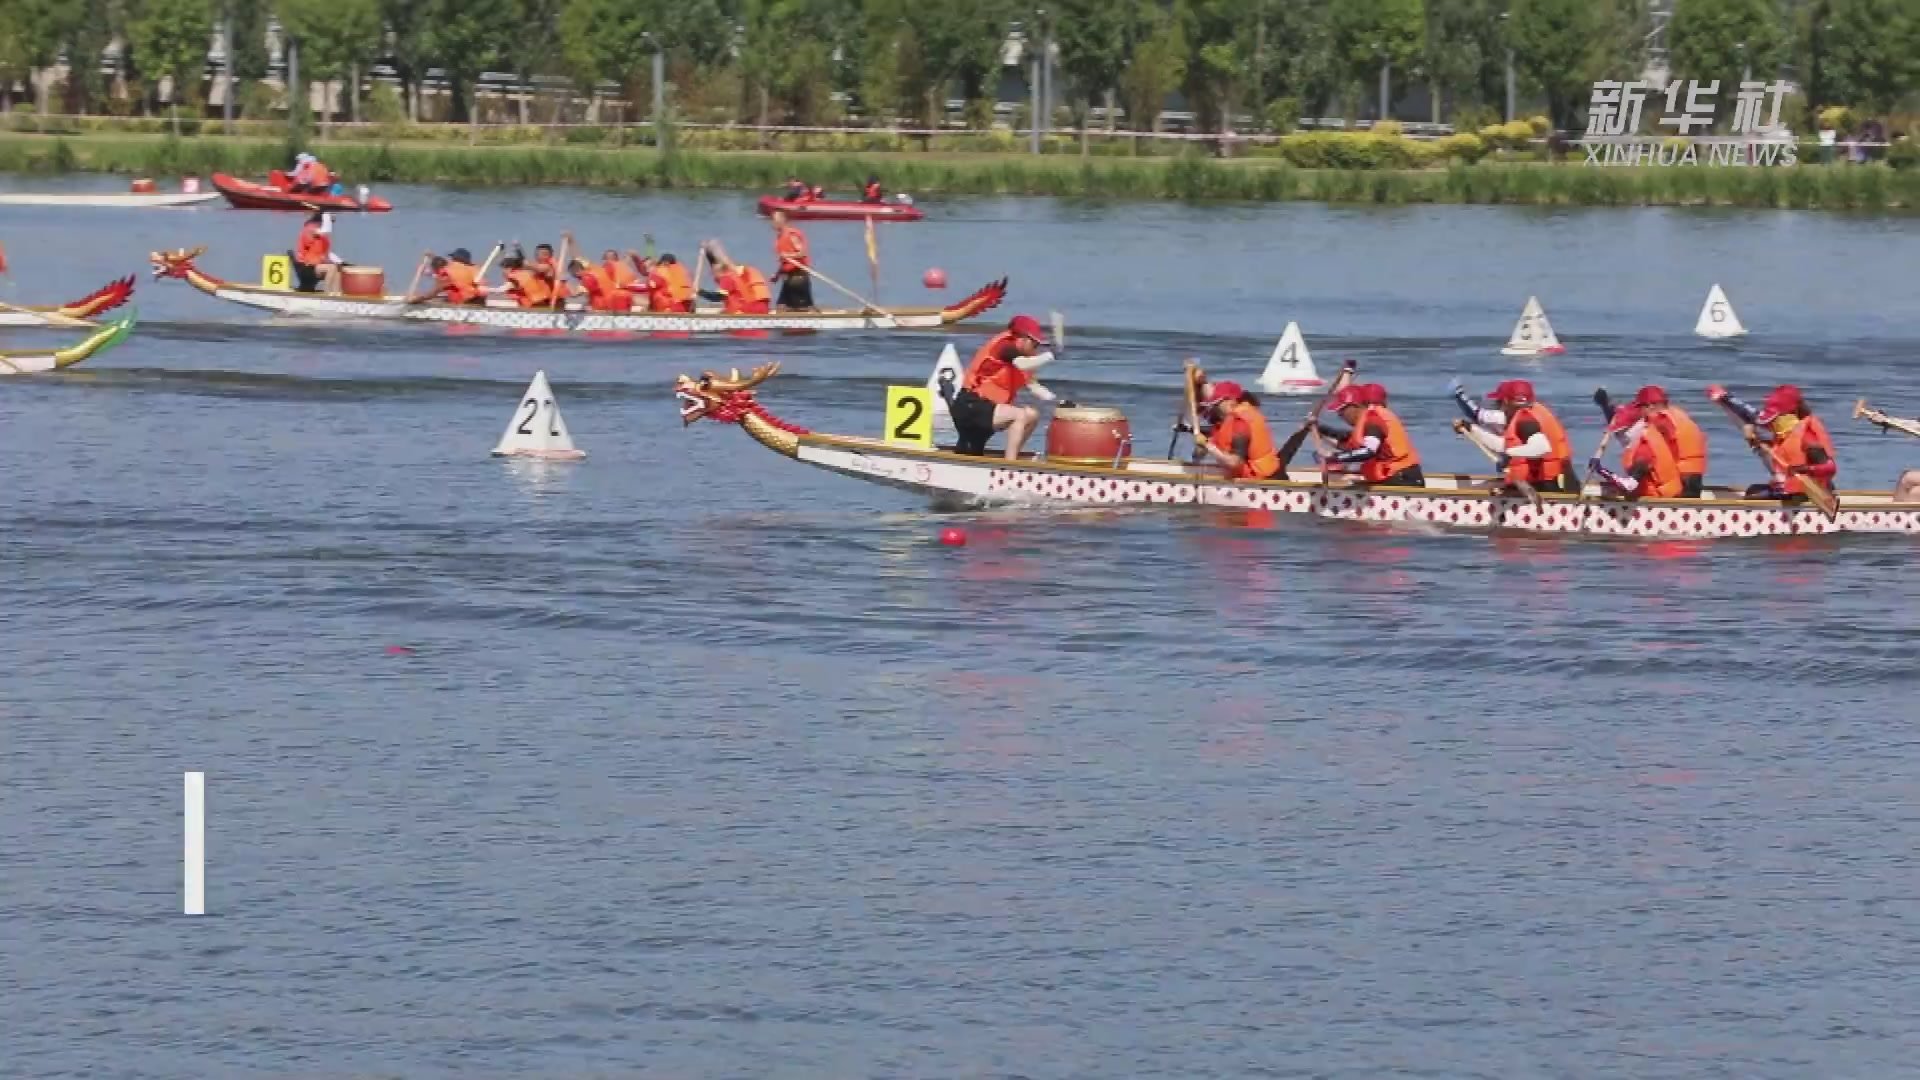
(1201, 380, 1244, 407)
(1754, 384, 1804, 425)
(1608, 404, 1644, 433)
(1488, 379, 1536, 404)
(1006, 314, 1050, 346)
(1326, 386, 1366, 412)
(1632, 385, 1668, 406)
(1359, 383, 1388, 406)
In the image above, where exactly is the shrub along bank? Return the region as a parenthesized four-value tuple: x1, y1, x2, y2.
(1, 132, 1917, 210)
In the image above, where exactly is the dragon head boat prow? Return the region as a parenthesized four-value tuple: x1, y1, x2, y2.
(674, 362, 809, 456)
(149, 246, 209, 280)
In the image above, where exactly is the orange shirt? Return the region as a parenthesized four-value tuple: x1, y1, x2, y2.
(962, 331, 1031, 406)
(717, 265, 771, 314)
(439, 262, 482, 304)
(776, 226, 809, 272)
(506, 267, 551, 308)
(295, 221, 329, 265)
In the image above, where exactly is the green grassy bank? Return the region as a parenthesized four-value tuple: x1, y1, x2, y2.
(3, 132, 1917, 210)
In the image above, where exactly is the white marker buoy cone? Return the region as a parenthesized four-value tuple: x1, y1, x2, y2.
(1255, 321, 1326, 395)
(1695, 283, 1746, 339)
(493, 370, 585, 460)
(928, 342, 963, 430)
(1501, 295, 1565, 357)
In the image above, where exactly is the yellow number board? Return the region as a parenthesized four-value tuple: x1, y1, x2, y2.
(884, 386, 933, 448)
(260, 254, 292, 291)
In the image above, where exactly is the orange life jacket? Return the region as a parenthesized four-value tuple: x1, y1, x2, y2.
(440, 261, 482, 304)
(1621, 425, 1683, 498)
(1210, 401, 1280, 480)
(309, 161, 333, 188)
(648, 262, 693, 312)
(1654, 405, 1707, 477)
(718, 266, 771, 314)
(580, 268, 632, 312)
(863, 182, 882, 201)
(506, 267, 552, 308)
(1503, 403, 1572, 484)
(295, 221, 329, 265)
(962, 332, 1031, 406)
(1773, 415, 1835, 495)
(776, 226, 809, 271)
(1345, 404, 1421, 483)
(605, 259, 639, 290)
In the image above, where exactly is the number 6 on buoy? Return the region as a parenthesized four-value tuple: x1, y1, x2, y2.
(885, 386, 933, 448)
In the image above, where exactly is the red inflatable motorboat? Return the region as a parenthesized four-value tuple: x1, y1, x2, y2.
(755, 195, 923, 222)
(211, 171, 393, 212)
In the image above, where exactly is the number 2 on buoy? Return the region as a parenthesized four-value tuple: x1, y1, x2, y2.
(261, 254, 291, 291)
(885, 386, 933, 448)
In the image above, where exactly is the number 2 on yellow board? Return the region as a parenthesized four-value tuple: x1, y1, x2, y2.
(884, 386, 932, 448)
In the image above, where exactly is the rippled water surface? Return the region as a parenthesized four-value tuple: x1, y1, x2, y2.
(3, 181, 1919, 1078)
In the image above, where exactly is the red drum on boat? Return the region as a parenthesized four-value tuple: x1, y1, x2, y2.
(1046, 406, 1132, 466)
(340, 266, 385, 297)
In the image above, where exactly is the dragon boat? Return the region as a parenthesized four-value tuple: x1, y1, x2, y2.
(149, 247, 1006, 333)
(0, 314, 136, 374)
(675, 363, 1920, 540)
(0, 277, 136, 327)
(756, 195, 924, 222)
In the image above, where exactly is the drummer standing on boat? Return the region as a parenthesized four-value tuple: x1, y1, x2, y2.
(291, 211, 342, 294)
(770, 211, 815, 311)
(1193, 381, 1281, 480)
(950, 314, 1061, 459)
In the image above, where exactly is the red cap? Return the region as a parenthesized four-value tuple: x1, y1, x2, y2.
(1608, 404, 1643, 432)
(1632, 385, 1668, 406)
(1326, 386, 1365, 412)
(1007, 314, 1049, 345)
(1359, 383, 1388, 405)
(1754, 384, 1803, 424)
(1202, 380, 1244, 407)
(1487, 379, 1535, 404)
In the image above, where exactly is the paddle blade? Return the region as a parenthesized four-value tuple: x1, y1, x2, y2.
(1050, 311, 1065, 353)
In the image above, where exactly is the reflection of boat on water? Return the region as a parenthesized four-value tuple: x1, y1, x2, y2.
(756, 195, 924, 221)
(149, 247, 1007, 334)
(0, 314, 136, 375)
(0, 277, 137, 327)
(675, 363, 1920, 541)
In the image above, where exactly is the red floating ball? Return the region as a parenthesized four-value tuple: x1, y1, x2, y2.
(939, 527, 966, 547)
(922, 267, 947, 289)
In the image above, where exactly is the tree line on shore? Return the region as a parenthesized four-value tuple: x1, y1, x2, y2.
(0, 0, 1914, 135)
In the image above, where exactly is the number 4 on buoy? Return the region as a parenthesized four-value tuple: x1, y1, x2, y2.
(885, 386, 933, 448)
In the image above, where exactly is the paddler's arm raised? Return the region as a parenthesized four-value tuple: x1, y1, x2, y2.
(1447, 378, 1503, 427)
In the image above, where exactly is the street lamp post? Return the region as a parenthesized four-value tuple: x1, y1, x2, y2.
(1500, 12, 1515, 123)
(1029, 17, 1042, 154)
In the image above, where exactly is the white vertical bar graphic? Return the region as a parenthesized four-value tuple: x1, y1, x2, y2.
(183, 771, 205, 915)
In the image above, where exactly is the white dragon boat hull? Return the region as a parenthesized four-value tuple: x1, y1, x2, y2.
(150, 247, 1007, 334)
(0, 192, 221, 208)
(676, 364, 1920, 541)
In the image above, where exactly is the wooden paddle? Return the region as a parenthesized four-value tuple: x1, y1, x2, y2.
(1168, 359, 1200, 457)
(804, 264, 890, 316)
(1707, 386, 1839, 520)
(474, 241, 505, 281)
(0, 297, 95, 329)
(1854, 398, 1920, 439)
(1275, 359, 1355, 480)
(1455, 423, 1542, 509)
(403, 252, 431, 300)
(551, 233, 572, 312)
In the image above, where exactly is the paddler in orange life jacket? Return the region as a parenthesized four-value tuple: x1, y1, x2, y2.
(291, 210, 342, 294)
(600, 249, 641, 294)
(532, 243, 573, 304)
(699, 240, 772, 314)
(408, 248, 486, 305)
(1315, 382, 1426, 486)
(1597, 384, 1709, 497)
(862, 175, 884, 203)
(1588, 404, 1683, 500)
(290, 152, 333, 194)
(499, 248, 552, 308)
(1452, 378, 1577, 493)
(1192, 381, 1280, 480)
(569, 256, 633, 312)
(770, 211, 814, 311)
(948, 314, 1065, 459)
(1710, 384, 1838, 501)
(643, 254, 695, 313)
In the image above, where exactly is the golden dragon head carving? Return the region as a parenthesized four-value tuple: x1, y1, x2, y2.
(675, 362, 781, 425)
(148, 246, 208, 279)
